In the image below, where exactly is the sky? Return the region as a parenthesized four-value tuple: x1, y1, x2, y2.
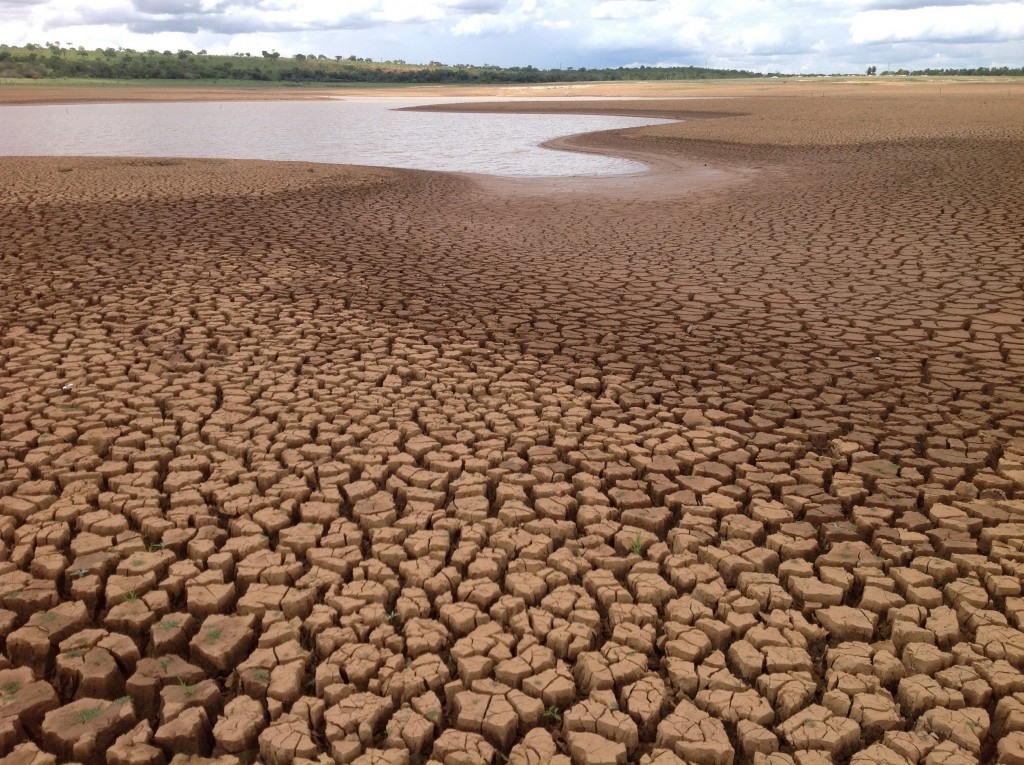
(2, 0, 1022, 74)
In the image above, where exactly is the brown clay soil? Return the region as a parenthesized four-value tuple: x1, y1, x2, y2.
(1, 80, 1024, 765)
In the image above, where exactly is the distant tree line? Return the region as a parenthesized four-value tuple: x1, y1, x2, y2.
(880, 65, 1024, 76)
(4, 43, 1018, 84)
(0, 43, 767, 83)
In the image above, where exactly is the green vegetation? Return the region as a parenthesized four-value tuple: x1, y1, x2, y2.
(177, 677, 197, 697)
(879, 66, 1024, 77)
(629, 534, 644, 556)
(75, 706, 103, 724)
(2, 43, 1020, 86)
(0, 42, 766, 85)
(541, 705, 562, 723)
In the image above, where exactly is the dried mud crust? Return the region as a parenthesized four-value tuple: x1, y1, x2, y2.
(1, 87, 1024, 765)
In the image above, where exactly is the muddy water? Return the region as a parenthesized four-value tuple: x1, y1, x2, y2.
(0, 97, 673, 177)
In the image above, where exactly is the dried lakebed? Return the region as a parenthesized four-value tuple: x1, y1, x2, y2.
(0, 88, 1023, 765)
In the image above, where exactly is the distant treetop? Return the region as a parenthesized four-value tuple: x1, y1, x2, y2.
(0, 43, 770, 83)
(2, 43, 1018, 83)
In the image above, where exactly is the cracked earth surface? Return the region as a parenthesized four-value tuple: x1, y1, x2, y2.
(0, 83, 1023, 765)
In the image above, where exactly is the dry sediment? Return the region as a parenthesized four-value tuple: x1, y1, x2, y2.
(1, 86, 1024, 765)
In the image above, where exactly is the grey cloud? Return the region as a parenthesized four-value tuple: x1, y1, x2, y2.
(59, 5, 143, 26)
(196, 13, 376, 33)
(863, 0, 1009, 8)
(0, 0, 46, 23)
(863, 30, 1018, 43)
(126, 17, 201, 33)
(594, 46, 704, 68)
(132, 0, 204, 14)
(207, 0, 336, 11)
(859, 37, 1023, 65)
(445, 0, 507, 12)
(134, 15, 375, 33)
(49, 2, 378, 33)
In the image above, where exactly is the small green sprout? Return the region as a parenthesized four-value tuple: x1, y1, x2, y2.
(541, 706, 562, 724)
(75, 706, 103, 724)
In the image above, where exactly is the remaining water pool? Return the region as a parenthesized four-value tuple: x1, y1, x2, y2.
(0, 97, 674, 178)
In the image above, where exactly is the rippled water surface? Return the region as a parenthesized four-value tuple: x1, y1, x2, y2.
(0, 97, 674, 177)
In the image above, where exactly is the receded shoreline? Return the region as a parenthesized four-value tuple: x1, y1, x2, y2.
(1, 81, 1023, 765)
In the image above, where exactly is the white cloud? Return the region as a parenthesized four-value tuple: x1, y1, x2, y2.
(451, 13, 518, 33)
(725, 22, 787, 54)
(371, 1, 446, 24)
(851, 2, 1024, 43)
(582, 2, 710, 51)
(591, 0, 662, 21)
(451, 0, 538, 35)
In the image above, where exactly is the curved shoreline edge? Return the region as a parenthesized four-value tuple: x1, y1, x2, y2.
(0, 91, 752, 195)
(400, 100, 752, 196)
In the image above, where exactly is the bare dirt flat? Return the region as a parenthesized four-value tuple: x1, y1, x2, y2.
(1, 80, 1023, 765)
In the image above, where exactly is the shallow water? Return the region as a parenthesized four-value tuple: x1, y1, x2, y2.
(0, 97, 673, 178)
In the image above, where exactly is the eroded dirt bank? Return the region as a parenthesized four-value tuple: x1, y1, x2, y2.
(1, 87, 1024, 765)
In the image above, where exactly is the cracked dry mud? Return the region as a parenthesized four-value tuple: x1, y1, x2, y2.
(1, 83, 1024, 765)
